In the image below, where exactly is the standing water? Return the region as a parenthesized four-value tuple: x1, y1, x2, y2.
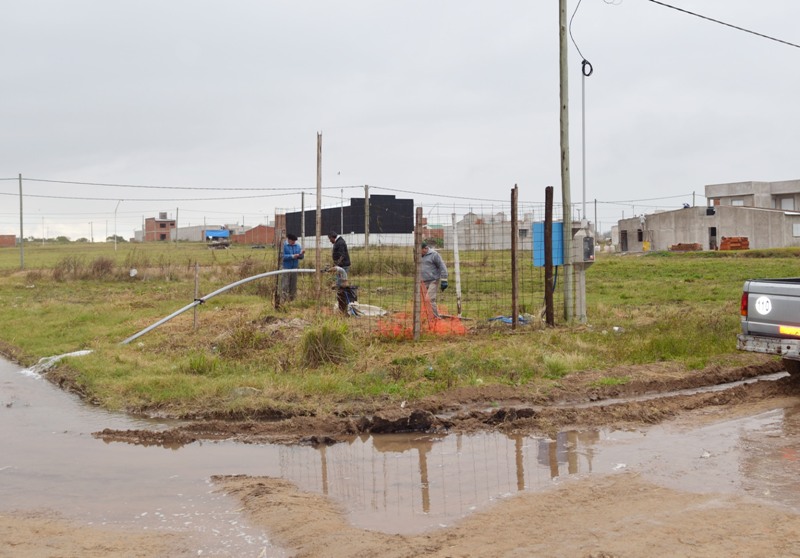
(3, 355, 800, 556)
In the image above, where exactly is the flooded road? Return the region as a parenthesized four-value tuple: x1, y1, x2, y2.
(3, 355, 800, 556)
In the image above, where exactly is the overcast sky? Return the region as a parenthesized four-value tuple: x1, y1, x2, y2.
(1, 0, 798, 239)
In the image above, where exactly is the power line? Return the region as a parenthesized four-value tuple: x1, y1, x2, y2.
(20, 177, 365, 192)
(0, 191, 294, 202)
(599, 193, 692, 203)
(646, 0, 800, 49)
(0, 187, 695, 208)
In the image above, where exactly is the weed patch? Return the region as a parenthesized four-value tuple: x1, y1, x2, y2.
(301, 321, 352, 366)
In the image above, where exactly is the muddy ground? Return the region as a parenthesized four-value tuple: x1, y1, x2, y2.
(6, 356, 800, 557)
(94, 357, 789, 447)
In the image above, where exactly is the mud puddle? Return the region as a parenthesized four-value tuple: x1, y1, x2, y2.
(3, 356, 800, 556)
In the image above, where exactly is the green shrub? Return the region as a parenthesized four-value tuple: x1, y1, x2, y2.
(216, 322, 273, 358)
(301, 321, 352, 366)
(182, 352, 220, 376)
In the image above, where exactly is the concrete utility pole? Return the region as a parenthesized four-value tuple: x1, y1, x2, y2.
(18, 174, 23, 270)
(559, 0, 574, 321)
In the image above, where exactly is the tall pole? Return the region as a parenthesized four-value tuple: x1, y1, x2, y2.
(511, 185, 519, 331)
(581, 69, 587, 222)
(364, 184, 369, 257)
(301, 191, 306, 242)
(340, 188, 344, 234)
(114, 200, 122, 251)
(545, 186, 554, 326)
(413, 207, 423, 340)
(18, 174, 23, 270)
(175, 207, 179, 243)
(559, 0, 574, 321)
(451, 213, 462, 316)
(315, 133, 322, 301)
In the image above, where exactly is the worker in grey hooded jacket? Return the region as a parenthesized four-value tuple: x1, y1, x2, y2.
(420, 242, 448, 318)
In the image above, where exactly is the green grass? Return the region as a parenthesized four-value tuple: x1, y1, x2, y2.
(1, 242, 797, 417)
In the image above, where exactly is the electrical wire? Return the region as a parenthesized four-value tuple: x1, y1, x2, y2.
(599, 193, 692, 203)
(21, 177, 365, 192)
(568, 0, 594, 76)
(0, 191, 292, 202)
(645, 0, 800, 50)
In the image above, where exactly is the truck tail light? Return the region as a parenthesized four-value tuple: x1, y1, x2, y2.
(740, 292, 748, 317)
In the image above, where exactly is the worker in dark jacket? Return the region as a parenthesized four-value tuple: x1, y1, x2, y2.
(327, 231, 351, 273)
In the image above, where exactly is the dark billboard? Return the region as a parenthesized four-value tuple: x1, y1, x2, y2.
(285, 194, 413, 236)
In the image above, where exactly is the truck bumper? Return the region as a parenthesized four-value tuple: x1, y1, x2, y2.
(737, 334, 800, 360)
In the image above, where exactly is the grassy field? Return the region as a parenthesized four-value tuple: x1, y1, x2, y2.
(0, 241, 797, 417)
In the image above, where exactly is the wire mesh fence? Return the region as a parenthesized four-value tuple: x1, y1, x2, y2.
(1, 176, 583, 341)
(287, 199, 568, 339)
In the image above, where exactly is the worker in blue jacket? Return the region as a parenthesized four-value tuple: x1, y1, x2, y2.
(281, 233, 305, 301)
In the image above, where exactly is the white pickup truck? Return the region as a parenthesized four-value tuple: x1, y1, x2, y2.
(737, 278, 800, 374)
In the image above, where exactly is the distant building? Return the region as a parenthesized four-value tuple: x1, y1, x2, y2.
(141, 212, 176, 241)
(616, 179, 800, 253)
(706, 179, 800, 210)
(230, 225, 275, 245)
(0, 234, 16, 248)
(443, 212, 534, 250)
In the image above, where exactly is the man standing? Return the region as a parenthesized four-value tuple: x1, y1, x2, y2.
(420, 242, 448, 318)
(281, 233, 304, 302)
(327, 230, 351, 274)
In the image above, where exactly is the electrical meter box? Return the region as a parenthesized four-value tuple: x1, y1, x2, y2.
(532, 221, 564, 267)
(583, 236, 595, 262)
(572, 227, 595, 265)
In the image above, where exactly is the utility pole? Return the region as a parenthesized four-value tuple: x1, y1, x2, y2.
(89, 222, 94, 243)
(18, 174, 23, 270)
(511, 185, 519, 330)
(364, 184, 369, 257)
(315, 133, 322, 301)
(559, 0, 574, 321)
(413, 207, 423, 340)
(114, 200, 122, 251)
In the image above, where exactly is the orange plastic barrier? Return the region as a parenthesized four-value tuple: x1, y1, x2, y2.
(377, 284, 466, 337)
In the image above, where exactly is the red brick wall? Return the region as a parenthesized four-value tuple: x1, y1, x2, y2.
(0, 235, 16, 247)
(230, 225, 275, 245)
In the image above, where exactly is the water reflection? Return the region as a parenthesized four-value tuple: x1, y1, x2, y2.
(3, 354, 800, 548)
(284, 429, 605, 532)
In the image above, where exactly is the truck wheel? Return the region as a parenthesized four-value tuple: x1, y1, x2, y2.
(782, 358, 800, 375)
